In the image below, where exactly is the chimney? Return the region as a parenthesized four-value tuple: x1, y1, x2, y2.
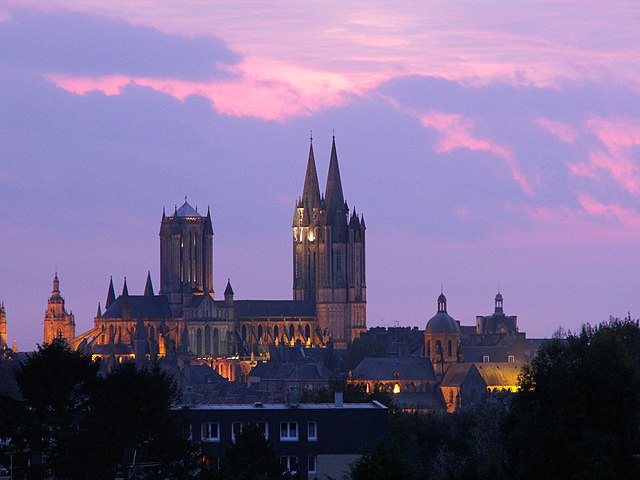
(334, 391, 343, 408)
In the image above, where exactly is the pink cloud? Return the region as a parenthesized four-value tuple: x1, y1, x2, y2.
(418, 110, 537, 196)
(19, 1, 640, 94)
(578, 192, 640, 227)
(47, 56, 367, 121)
(569, 116, 640, 195)
(535, 117, 578, 144)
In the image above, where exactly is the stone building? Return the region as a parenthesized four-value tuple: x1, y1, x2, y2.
(0, 302, 7, 349)
(60, 137, 366, 371)
(43, 273, 75, 344)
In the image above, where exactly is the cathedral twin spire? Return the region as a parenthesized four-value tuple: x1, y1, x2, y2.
(298, 136, 353, 230)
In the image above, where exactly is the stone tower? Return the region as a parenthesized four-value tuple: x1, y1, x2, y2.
(0, 301, 7, 349)
(293, 136, 366, 347)
(424, 293, 461, 377)
(43, 273, 76, 344)
(159, 201, 214, 310)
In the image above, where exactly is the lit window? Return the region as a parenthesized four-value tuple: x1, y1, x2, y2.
(257, 422, 269, 440)
(231, 422, 242, 443)
(308, 455, 317, 474)
(393, 383, 401, 394)
(307, 421, 317, 441)
(280, 421, 298, 441)
(280, 456, 298, 473)
(201, 422, 220, 442)
(508, 355, 515, 363)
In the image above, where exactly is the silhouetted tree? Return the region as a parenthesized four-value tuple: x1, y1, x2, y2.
(216, 423, 291, 480)
(504, 318, 640, 479)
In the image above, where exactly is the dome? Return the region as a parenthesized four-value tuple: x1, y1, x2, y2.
(425, 311, 460, 334)
(495, 292, 503, 302)
(426, 292, 459, 334)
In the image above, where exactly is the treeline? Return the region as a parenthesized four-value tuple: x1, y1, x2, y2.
(351, 317, 640, 480)
(0, 338, 193, 480)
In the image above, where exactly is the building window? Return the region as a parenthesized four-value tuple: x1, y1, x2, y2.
(307, 421, 317, 441)
(257, 421, 269, 440)
(280, 456, 298, 474)
(393, 383, 401, 394)
(201, 422, 220, 442)
(308, 455, 317, 474)
(231, 422, 242, 443)
(508, 355, 515, 363)
(483, 355, 490, 363)
(280, 421, 298, 441)
(447, 340, 452, 357)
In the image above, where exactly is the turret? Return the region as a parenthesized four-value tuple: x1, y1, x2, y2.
(224, 278, 234, 306)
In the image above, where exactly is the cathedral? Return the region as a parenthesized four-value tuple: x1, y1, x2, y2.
(45, 137, 366, 368)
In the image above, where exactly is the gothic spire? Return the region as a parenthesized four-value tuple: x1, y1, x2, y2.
(122, 277, 129, 298)
(204, 205, 214, 236)
(144, 271, 154, 296)
(325, 136, 345, 223)
(301, 135, 321, 209)
(105, 276, 116, 310)
(96, 302, 102, 317)
(224, 278, 234, 296)
(52, 272, 60, 294)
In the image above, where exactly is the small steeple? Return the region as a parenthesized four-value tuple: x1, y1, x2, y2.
(437, 292, 447, 313)
(52, 272, 60, 294)
(144, 271, 154, 296)
(122, 277, 129, 298)
(301, 134, 321, 210)
(105, 277, 116, 310)
(224, 278, 234, 296)
(204, 205, 214, 236)
(325, 135, 345, 224)
(495, 292, 504, 314)
(96, 302, 102, 317)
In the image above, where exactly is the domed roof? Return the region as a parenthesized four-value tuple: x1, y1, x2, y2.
(426, 293, 459, 334)
(495, 292, 503, 301)
(425, 311, 460, 334)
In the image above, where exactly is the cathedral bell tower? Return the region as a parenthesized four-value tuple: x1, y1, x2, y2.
(43, 273, 76, 344)
(0, 302, 7, 349)
(160, 201, 214, 311)
(293, 136, 366, 347)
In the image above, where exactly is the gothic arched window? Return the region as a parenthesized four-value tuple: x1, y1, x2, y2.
(305, 324, 311, 340)
(196, 328, 202, 355)
(204, 325, 211, 354)
(289, 324, 295, 341)
(213, 328, 219, 355)
(241, 324, 247, 342)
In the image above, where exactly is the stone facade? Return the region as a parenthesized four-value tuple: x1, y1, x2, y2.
(43, 274, 75, 344)
(62, 137, 366, 371)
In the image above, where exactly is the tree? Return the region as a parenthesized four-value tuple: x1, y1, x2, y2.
(12, 337, 100, 479)
(217, 423, 291, 480)
(90, 362, 191, 479)
(504, 318, 640, 479)
(301, 380, 392, 406)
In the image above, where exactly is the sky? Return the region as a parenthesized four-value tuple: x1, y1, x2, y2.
(1, 1, 640, 350)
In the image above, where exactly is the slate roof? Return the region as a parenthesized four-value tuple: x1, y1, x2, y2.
(441, 362, 522, 387)
(234, 300, 316, 318)
(102, 294, 173, 319)
(473, 363, 521, 387)
(441, 363, 474, 387)
(250, 361, 335, 382)
(175, 201, 201, 217)
(352, 357, 436, 382)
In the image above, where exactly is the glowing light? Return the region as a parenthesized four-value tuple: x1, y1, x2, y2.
(393, 383, 401, 394)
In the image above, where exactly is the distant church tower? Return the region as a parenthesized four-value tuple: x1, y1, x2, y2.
(0, 301, 7, 349)
(159, 201, 214, 310)
(293, 136, 366, 347)
(43, 273, 76, 344)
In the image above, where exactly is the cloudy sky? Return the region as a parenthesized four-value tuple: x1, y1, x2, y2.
(1, 1, 639, 350)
